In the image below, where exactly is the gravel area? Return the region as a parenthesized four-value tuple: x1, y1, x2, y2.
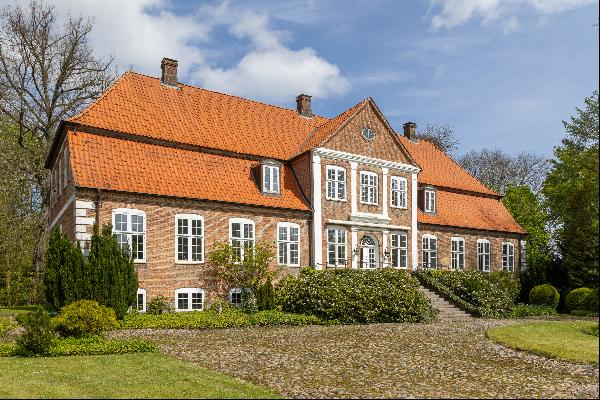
(109, 319, 599, 399)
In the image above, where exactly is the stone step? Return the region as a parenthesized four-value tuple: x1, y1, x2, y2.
(418, 284, 471, 319)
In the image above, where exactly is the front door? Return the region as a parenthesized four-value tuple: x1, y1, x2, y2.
(359, 235, 377, 269)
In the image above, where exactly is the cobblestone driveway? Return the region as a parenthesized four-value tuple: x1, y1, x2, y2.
(111, 319, 599, 398)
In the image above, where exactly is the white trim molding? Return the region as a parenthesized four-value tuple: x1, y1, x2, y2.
(382, 167, 389, 218)
(49, 194, 76, 230)
(313, 147, 420, 173)
(327, 219, 411, 231)
(411, 172, 418, 270)
(311, 152, 323, 269)
(350, 161, 358, 214)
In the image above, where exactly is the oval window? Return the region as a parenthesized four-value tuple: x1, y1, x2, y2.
(362, 128, 375, 140)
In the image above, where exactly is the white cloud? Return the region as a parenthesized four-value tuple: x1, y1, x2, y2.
(430, 0, 596, 31)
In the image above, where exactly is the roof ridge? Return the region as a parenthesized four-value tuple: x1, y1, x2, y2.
(69, 71, 132, 122)
(126, 71, 330, 121)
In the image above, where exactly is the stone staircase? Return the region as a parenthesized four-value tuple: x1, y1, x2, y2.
(419, 286, 472, 320)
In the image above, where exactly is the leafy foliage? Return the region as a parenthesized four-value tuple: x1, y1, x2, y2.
(528, 284, 560, 308)
(146, 295, 174, 315)
(0, 316, 18, 335)
(15, 306, 55, 356)
(256, 277, 276, 311)
(565, 287, 595, 312)
(1, 336, 156, 357)
(51, 300, 118, 337)
(502, 304, 558, 318)
(277, 268, 435, 324)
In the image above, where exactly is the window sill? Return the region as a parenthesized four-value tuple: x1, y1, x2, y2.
(360, 201, 379, 206)
(175, 261, 204, 265)
(390, 205, 408, 210)
(326, 197, 347, 202)
(278, 264, 301, 268)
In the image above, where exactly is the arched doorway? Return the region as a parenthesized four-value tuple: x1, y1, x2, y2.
(359, 235, 378, 269)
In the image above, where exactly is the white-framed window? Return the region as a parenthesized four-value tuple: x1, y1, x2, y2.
(477, 239, 491, 272)
(422, 234, 438, 269)
(175, 214, 204, 263)
(360, 171, 378, 205)
(229, 218, 255, 262)
(112, 208, 146, 262)
(262, 164, 280, 194)
(424, 189, 436, 213)
(277, 222, 300, 266)
(175, 288, 204, 311)
(136, 288, 146, 312)
(451, 237, 465, 270)
(326, 165, 346, 201)
(502, 242, 515, 271)
(391, 176, 407, 209)
(390, 232, 408, 269)
(229, 288, 243, 306)
(327, 227, 347, 267)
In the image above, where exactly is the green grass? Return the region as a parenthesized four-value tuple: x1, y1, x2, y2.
(487, 320, 599, 364)
(0, 353, 278, 399)
(0, 306, 40, 316)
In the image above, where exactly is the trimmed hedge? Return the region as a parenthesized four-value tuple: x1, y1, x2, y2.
(0, 316, 18, 335)
(0, 336, 156, 357)
(276, 268, 436, 324)
(503, 304, 558, 318)
(565, 287, 596, 313)
(415, 270, 519, 318)
(52, 300, 119, 337)
(120, 309, 330, 330)
(529, 284, 560, 308)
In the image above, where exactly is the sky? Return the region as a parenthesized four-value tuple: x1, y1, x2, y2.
(3, 0, 598, 157)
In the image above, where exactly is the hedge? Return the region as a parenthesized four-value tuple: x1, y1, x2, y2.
(502, 304, 558, 318)
(52, 300, 119, 337)
(0, 336, 156, 357)
(276, 268, 436, 324)
(565, 287, 597, 313)
(529, 284, 560, 308)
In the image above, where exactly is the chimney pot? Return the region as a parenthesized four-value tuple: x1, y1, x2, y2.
(296, 94, 313, 117)
(403, 122, 417, 140)
(161, 57, 178, 87)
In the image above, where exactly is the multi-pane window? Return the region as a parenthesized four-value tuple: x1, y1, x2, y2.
(327, 228, 347, 267)
(502, 242, 515, 271)
(277, 223, 300, 266)
(112, 209, 146, 262)
(175, 214, 204, 263)
(229, 288, 243, 306)
(391, 177, 407, 208)
(359, 236, 377, 269)
(391, 232, 408, 269)
(229, 218, 255, 262)
(451, 238, 465, 270)
(136, 289, 146, 312)
(360, 171, 378, 205)
(422, 235, 438, 269)
(262, 164, 280, 194)
(175, 288, 204, 311)
(326, 166, 346, 201)
(424, 189, 436, 213)
(477, 240, 491, 272)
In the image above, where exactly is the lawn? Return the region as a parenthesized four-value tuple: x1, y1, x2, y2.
(0, 353, 278, 399)
(487, 320, 599, 364)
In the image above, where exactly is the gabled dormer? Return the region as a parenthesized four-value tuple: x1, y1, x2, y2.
(260, 160, 281, 196)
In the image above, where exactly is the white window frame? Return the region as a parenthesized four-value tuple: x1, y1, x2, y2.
(229, 288, 243, 306)
(390, 232, 408, 269)
(174, 214, 204, 264)
(502, 242, 515, 272)
(229, 218, 255, 262)
(277, 222, 300, 266)
(175, 288, 204, 312)
(422, 234, 438, 269)
(262, 164, 280, 194)
(360, 171, 378, 205)
(451, 237, 465, 270)
(325, 165, 347, 201)
(327, 227, 347, 268)
(477, 239, 491, 272)
(424, 189, 436, 213)
(112, 208, 146, 263)
(390, 176, 407, 209)
(136, 288, 146, 312)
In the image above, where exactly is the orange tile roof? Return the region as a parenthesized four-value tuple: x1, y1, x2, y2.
(398, 136, 498, 196)
(68, 130, 310, 211)
(419, 190, 525, 234)
(68, 72, 329, 160)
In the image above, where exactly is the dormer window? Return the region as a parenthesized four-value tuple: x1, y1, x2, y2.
(262, 163, 280, 194)
(424, 188, 436, 213)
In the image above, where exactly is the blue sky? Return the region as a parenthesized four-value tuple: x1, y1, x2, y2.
(7, 0, 597, 157)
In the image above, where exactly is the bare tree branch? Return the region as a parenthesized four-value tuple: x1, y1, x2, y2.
(416, 123, 460, 155)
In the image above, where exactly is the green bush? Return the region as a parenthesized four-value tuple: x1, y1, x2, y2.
(256, 277, 276, 311)
(565, 287, 594, 312)
(120, 309, 330, 330)
(529, 284, 560, 308)
(585, 288, 599, 311)
(584, 323, 599, 337)
(15, 306, 55, 356)
(503, 304, 558, 318)
(277, 268, 435, 324)
(0, 316, 18, 335)
(51, 300, 118, 337)
(415, 270, 518, 317)
(208, 298, 235, 313)
(146, 296, 174, 315)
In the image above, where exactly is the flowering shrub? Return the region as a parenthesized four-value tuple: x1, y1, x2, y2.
(276, 268, 436, 324)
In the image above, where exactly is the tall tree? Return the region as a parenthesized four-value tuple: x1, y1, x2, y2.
(460, 149, 550, 195)
(416, 123, 460, 154)
(0, 1, 114, 288)
(543, 91, 599, 289)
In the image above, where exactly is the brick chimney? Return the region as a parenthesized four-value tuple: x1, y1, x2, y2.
(296, 94, 313, 117)
(403, 122, 417, 140)
(161, 57, 178, 87)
